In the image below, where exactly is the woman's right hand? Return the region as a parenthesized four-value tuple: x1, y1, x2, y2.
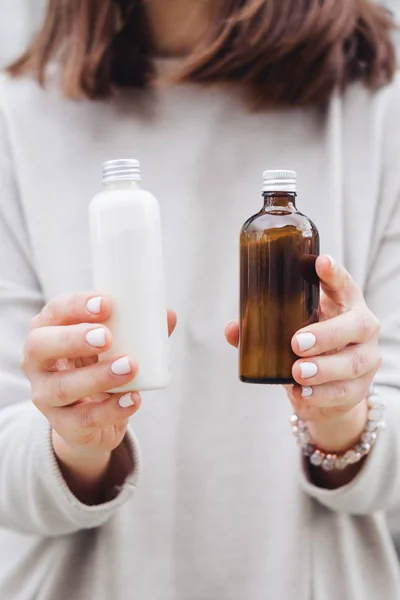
(22, 292, 177, 503)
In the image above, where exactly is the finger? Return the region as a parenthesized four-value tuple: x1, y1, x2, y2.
(293, 343, 381, 386)
(52, 392, 142, 440)
(33, 296, 175, 335)
(292, 309, 380, 357)
(167, 309, 177, 337)
(316, 256, 363, 309)
(35, 357, 138, 408)
(289, 375, 372, 421)
(225, 320, 239, 348)
(24, 324, 112, 367)
(31, 292, 112, 329)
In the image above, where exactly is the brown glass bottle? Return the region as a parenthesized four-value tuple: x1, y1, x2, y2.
(240, 170, 320, 384)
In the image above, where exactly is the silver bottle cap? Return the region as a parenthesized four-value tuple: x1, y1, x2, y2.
(102, 159, 142, 184)
(262, 169, 297, 193)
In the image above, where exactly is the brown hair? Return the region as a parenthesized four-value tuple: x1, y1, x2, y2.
(7, 0, 397, 107)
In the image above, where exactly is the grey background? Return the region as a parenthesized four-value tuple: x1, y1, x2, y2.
(0, 0, 45, 67)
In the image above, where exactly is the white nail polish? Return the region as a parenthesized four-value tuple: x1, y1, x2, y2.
(302, 386, 313, 398)
(111, 357, 132, 376)
(87, 297, 102, 314)
(86, 328, 106, 348)
(300, 362, 318, 379)
(119, 393, 135, 408)
(296, 333, 316, 352)
(325, 255, 336, 270)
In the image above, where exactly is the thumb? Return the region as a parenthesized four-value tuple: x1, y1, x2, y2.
(316, 255, 363, 308)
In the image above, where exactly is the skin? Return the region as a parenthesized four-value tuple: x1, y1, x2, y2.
(145, 0, 213, 57)
(23, 3, 382, 501)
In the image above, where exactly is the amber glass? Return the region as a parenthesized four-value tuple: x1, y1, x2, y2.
(239, 192, 320, 384)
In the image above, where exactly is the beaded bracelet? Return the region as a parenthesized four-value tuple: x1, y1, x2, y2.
(291, 385, 386, 471)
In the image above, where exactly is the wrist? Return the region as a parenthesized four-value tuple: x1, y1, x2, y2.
(307, 399, 368, 454)
(52, 430, 111, 472)
(301, 400, 369, 490)
(52, 431, 112, 504)
(292, 386, 385, 488)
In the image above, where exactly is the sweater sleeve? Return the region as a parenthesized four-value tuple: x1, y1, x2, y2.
(0, 101, 140, 536)
(299, 191, 400, 515)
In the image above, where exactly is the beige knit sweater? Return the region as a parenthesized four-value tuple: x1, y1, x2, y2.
(0, 71, 400, 599)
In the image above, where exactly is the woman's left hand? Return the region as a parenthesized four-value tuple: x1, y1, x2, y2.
(225, 255, 382, 454)
(287, 255, 382, 427)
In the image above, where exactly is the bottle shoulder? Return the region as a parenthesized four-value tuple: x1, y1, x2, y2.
(90, 188, 158, 210)
(241, 210, 319, 237)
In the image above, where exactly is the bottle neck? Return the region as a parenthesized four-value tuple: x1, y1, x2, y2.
(102, 180, 142, 191)
(262, 191, 297, 211)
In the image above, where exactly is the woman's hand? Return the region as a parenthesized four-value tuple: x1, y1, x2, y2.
(225, 255, 382, 459)
(22, 292, 177, 503)
(287, 255, 381, 452)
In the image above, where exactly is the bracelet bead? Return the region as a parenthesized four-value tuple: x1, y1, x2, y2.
(291, 386, 386, 471)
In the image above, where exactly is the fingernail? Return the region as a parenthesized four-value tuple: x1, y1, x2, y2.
(300, 362, 318, 379)
(87, 297, 102, 314)
(111, 357, 132, 376)
(325, 255, 336, 270)
(302, 386, 313, 398)
(296, 333, 316, 352)
(86, 328, 106, 348)
(119, 393, 135, 408)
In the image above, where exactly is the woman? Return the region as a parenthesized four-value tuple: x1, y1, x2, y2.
(0, 0, 399, 598)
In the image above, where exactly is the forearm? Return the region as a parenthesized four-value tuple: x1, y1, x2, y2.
(53, 431, 134, 505)
(306, 399, 368, 489)
(52, 431, 112, 504)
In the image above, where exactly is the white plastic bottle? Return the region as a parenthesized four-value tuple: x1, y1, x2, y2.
(89, 159, 170, 393)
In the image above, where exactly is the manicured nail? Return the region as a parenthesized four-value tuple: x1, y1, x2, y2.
(86, 328, 106, 348)
(296, 333, 316, 352)
(325, 255, 336, 270)
(119, 393, 135, 408)
(87, 297, 102, 314)
(302, 386, 313, 398)
(300, 362, 318, 379)
(111, 356, 132, 376)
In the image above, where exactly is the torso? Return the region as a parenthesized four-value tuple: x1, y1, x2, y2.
(0, 74, 399, 599)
